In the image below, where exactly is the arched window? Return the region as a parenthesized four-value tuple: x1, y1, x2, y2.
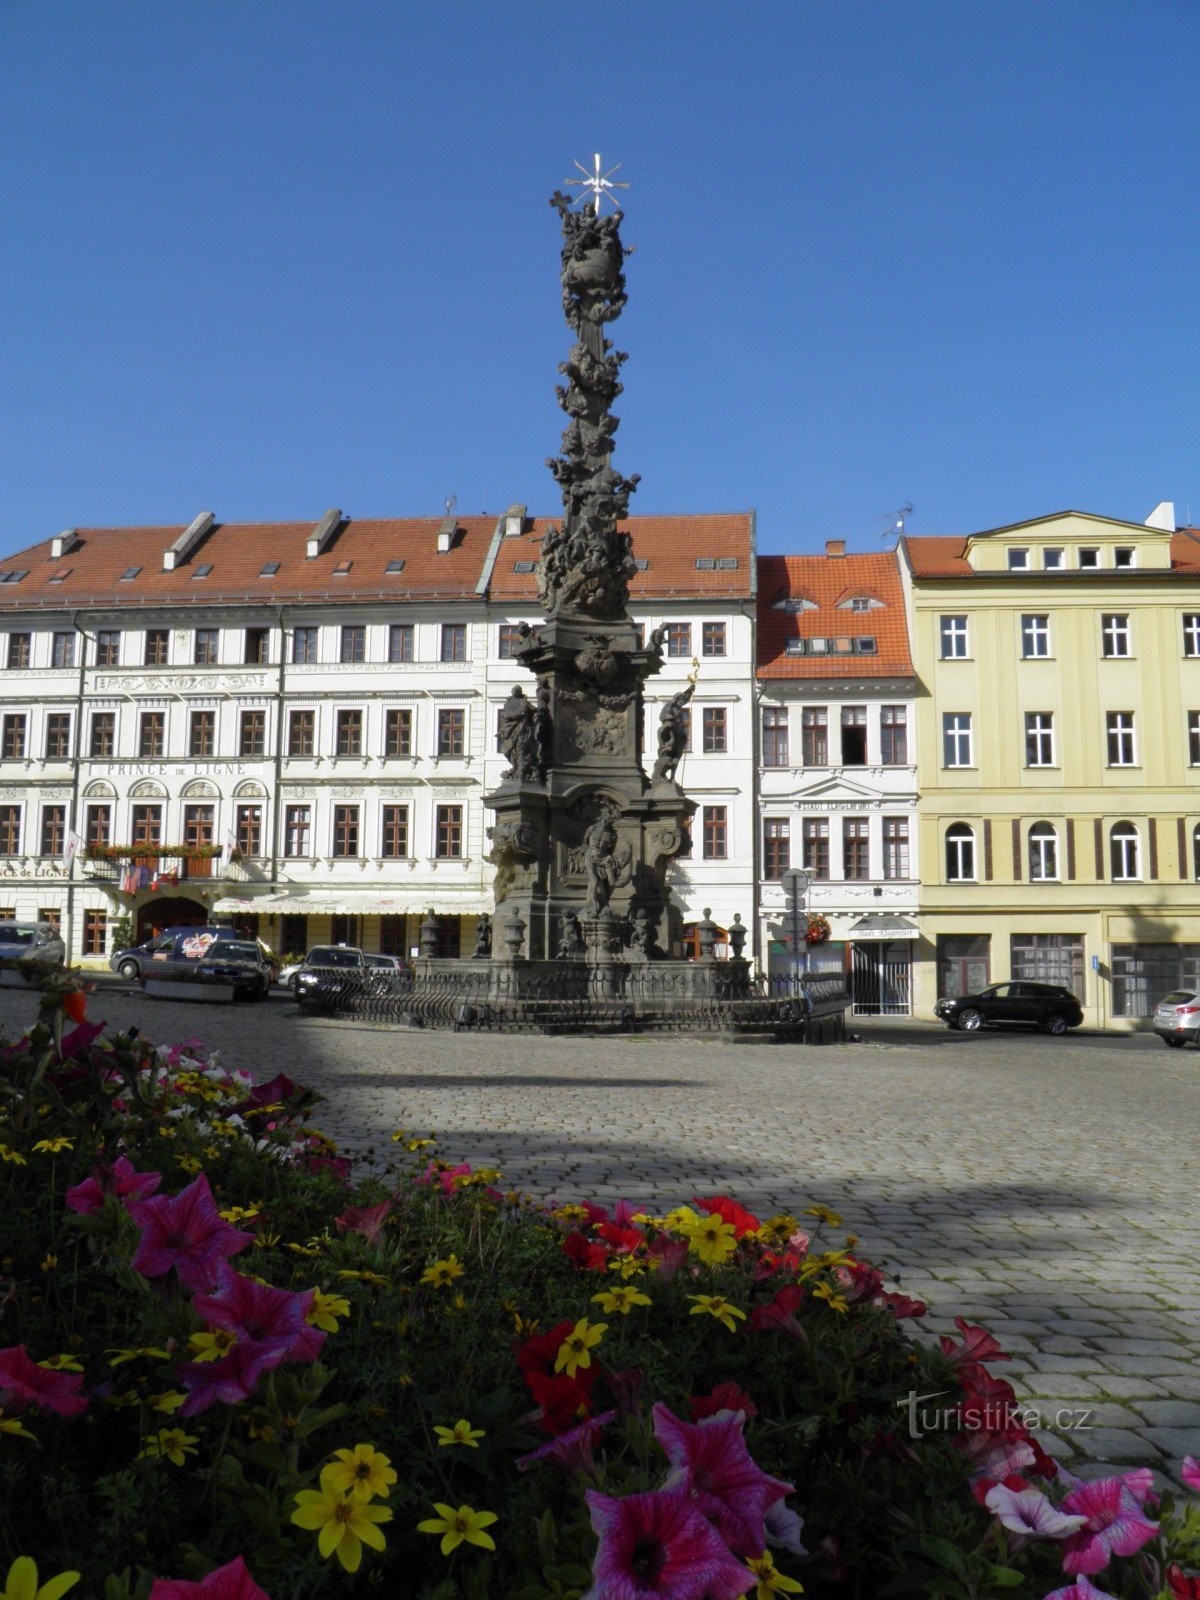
(1028, 822, 1058, 882)
(945, 823, 975, 882)
(1110, 822, 1140, 882)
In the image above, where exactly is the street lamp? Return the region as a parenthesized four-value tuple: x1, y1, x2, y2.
(780, 866, 812, 991)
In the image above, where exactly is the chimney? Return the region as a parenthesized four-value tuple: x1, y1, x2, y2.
(504, 503, 527, 538)
(437, 516, 460, 553)
(825, 538, 846, 558)
(50, 530, 78, 560)
(163, 511, 215, 571)
(1145, 501, 1176, 532)
(306, 508, 344, 559)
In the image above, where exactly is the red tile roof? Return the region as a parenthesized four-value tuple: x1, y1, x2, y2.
(904, 529, 1200, 576)
(756, 551, 912, 679)
(487, 514, 754, 601)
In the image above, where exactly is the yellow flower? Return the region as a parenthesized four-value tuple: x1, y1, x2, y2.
(687, 1293, 747, 1333)
(39, 1354, 84, 1372)
(177, 1155, 203, 1175)
(106, 1347, 170, 1366)
(760, 1214, 800, 1244)
(202, 1145, 219, 1160)
(32, 1138, 74, 1154)
(138, 1427, 199, 1466)
(39, 1255, 57, 1273)
(218, 1205, 260, 1223)
(592, 1285, 652, 1315)
(389, 1128, 408, 1142)
(803, 1205, 843, 1228)
(150, 1390, 188, 1414)
(157, 1126, 176, 1140)
(253, 1231, 281, 1250)
(512, 1311, 540, 1339)
(0, 1146, 27, 1166)
(662, 1204, 701, 1232)
(419, 1255, 464, 1290)
(554, 1318, 606, 1377)
(417, 1502, 498, 1556)
(323, 1443, 398, 1503)
(607, 1255, 648, 1279)
(811, 1282, 848, 1315)
(746, 1550, 804, 1597)
(306, 1289, 352, 1331)
(286, 1242, 321, 1258)
(683, 1215, 738, 1265)
(0, 1411, 36, 1441)
(187, 1329, 238, 1362)
(0, 1557, 80, 1600)
(433, 1418, 485, 1449)
(552, 1203, 589, 1223)
(337, 1268, 390, 1287)
(406, 1137, 434, 1152)
(291, 1465, 393, 1572)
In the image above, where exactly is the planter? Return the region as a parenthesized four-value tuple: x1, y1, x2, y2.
(143, 980, 236, 1004)
(0, 969, 45, 989)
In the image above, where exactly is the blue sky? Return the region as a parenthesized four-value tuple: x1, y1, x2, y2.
(2, 1, 1197, 558)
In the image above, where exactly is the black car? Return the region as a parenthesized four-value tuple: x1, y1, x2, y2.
(934, 981, 1083, 1035)
(294, 946, 368, 1013)
(194, 941, 274, 1002)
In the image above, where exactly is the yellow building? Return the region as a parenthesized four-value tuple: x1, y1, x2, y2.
(900, 509, 1200, 1028)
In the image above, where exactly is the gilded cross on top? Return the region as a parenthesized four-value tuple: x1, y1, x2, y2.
(563, 153, 629, 214)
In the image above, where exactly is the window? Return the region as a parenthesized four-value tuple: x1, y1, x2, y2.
(939, 615, 968, 659)
(498, 625, 523, 659)
(1106, 711, 1136, 766)
(379, 914, 406, 955)
(0, 806, 20, 854)
(385, 559, 405, 575)
(801, 707, 827, 766)
(39, 908, 61, 933)
(2, 715, 26, 760)
(1043, 548, 1064, 570)
(702, 707, 727, 753)
(292, 626, 318, 664)
(286, 708, 314, 756)
(284, 805, 311, 857)
(440, 623, 467, 662)
(1101, 614, 1130, 658)
(840, 706, 867, 765)
(1011, 932, 1084, 997)
(85, 804, 111, 848)
(145, 629, 168, 667)
(1078, 547, 1100, 569)
(1020, 615, 1050, 658)
(189, 709, 215, 757)
(1025, 712, 1054, 767)
(332, 804, 360, 858)
(384, 707, 413, 757)
(665, 623, 691, 658)
(193, 629, 218, 666)
(1184, 616, 1200, 658)
(6, 633, 31, 670)
(239, 709, 266, 758)
(131, 804, 162, 852)
(942, 713, 972, 768)
(1007, 548, 1030, 570)
(83, 910, 107, 958)
(1194, 824, 1200, 881)
(945, 823, 975, 882)
(701, 622, 726, 657)
(235, 805, 262, 857)
(183, 805, 214, 865)
(382, 804, 409, 859)
(702, 805, 727, 859)
(340, 624, 365, 664)
(52, 632, 75, 669)
(881, 706, 907, 765)
(435, 804, 463, 859)
(1028, 822, 1058, 881)
(843, 818, 870, 880)
(258, 561, 280, 578)
(138, 711, 165, 758)
(1191, 712, 1200, 767)
(1110, 821, 1140, 881)
(280, 914, 307, 955)
(1114, 547, 1136, 568)
(191, 564, 212, 581)
(388, 624, 414, 663)
(437, 708, 465, 757)
(89, 712, 115, 758)
(882, 817, 909, 880)
(244, 628, 269, 665)
(330, 913, 359, 945)
(763, 818, 790, 879)
(801, 818, 829, 880)
(40, 805, 65, 856)
(335, 709, 363, 757)
(96, 630, 121, 667)
(45, 713, 71, 760)
(762, 707, 789, 767)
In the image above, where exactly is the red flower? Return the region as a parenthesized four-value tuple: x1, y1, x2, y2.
(334, 1201, 392, 1244)
(149, 1557, 271, 1600)
(878, 1289, 926, 1319)
(646, 1234, 689, 1282)
(62, 991, 87, 1025)
(693, 1195, 761, 1239)
(516, 1321, 574, 1377)
(939, 1317, 1009, 1370)
(581, 1201, 609, 1227)
(525, 1369, 596, 1435)
(0, 1344, 88, 1417)
(689, 1381, 759, 1422)
(748, 1284, 805, 1335)
(66, 1155, 162, 1216)
(127, 1173, 254, 1292)
(834, 1258, 883, 1305)
(1168, 1566, 1200, 1600)
(596, 1222, 644, 1255)
(562, 1230, 609, 1271)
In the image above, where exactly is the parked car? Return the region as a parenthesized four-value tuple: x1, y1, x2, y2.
(934, 981, 1083, 1035)
(1151, 990, 1200, 1047)
(193, 941, 274, 1002)
(118, 927, 276, 985)
(0, 921, 66, 968)
(294, 946, 369, 1012)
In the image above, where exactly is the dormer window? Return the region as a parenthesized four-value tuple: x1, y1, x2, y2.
(513, 560, 536, 574)
(48, 569, 72, 584)
(1079, 548, 1100, 569)
(191, 564, 212, 580)
(695, 558, 715, 570)
(119, 566, 142, 581)
(259, 561, 280, 577)
(1007, 548, 1030, 571)
(715, 556, 738, 570)
(849, 597, 871, 612)
(333, 561, 352, 576)
(1043, 548, 1064, 569)
(0, 572, 29, 585)
(773, 596, 817, 613)
(385, 559, 406, 574)
(1114, 547, 1136, 569)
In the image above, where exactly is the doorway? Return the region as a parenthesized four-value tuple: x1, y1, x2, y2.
(135, 897, 208, 942)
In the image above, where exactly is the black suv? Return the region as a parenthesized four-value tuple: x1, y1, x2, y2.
(934, 981, 1083, 1035)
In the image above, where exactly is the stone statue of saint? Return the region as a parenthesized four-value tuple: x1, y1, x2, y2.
(651, 683, 695, 783)
(497, 686, 541, 783)
(472, 914, 492, 959)
(557, 910, 584, 957)
(582, 814, 631, 914)
(628, 906, 655, 961)
(533, 680, 554, 777)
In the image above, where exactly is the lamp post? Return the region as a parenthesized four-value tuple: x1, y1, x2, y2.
(780, 867, 812, 991)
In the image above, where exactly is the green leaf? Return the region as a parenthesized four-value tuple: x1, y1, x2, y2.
(915, 1535, 968, 1576)
(983, 1569, 1026, 1589)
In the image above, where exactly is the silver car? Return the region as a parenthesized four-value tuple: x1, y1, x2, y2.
(1152, 990, 1200, 1048)
(0, 921, 66, 968)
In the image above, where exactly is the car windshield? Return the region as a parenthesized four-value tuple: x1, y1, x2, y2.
(308, 948, 362, 968)
(0, 927, 36, 947)
(1158, 991, 1196, 1006)
(215, 944, 260, 961)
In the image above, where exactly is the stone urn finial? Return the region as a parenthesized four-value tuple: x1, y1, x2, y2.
(501, 905, 527, 961)
(418, 908, 441, 960)
(696, 907, 719, 961)
(728, 911, 747, 960)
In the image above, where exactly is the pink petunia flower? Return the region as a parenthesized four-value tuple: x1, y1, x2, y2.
(834, 1258, 883, 1305)
(959, 1429, 1036, 1482)
(175, 1341, 273, 1417)
(689, 1382, 758, 1423)
(652, 1403, 792, 1557)
(611, 1199, 643, 1226)
(0, 1344, 88, 1417)
(983, 1483, 1086, 1540)
(128, 1174, 254, 1292)
(66, 1155, 162, 1216)
(333, 1201, 392, 1244)
(582, 1485, 755, 1600)
(645, 1235, 689, 1282)
(1043, 1579, 1116, 1600)
(1059, 1475, 1159, 1575)
(149, 1555, 271, 1599)
(517, 1411, 614, 1477)
(190, 1262, 324, 1366)
(764, 1499, 808, 1557)
(1181, 1456, 1200, 1494)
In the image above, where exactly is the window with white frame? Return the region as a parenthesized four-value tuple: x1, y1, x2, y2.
(1106, 711, 1136, 766)
(1190, 712, 1200, 767)
(1007, 548, 1030, 570)
(1109, 822, 1140, 881)
(1101, 614, 1130, 658)
(1078, 548, 1100, 569)
(1020, 615, 1050, 659)
(939, 615, 968, 659)
(1043, 548, 1064, 570)
(1027, 822, 1058, 881)
(1024, 712, 1054, 767)
(945, 823, 975, 882)
(942, 713, 972, 768)
(1193, 824, 1200, 882)
(1113, 547, 1136, 569)
(881, 817, 909, 880)
(1183, 615, 1200, 658)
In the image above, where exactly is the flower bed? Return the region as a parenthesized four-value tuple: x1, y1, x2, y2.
(1, 987, 1198, 1599)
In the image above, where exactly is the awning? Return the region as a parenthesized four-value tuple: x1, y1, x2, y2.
(212, 892, 493, 917)
(847, 914, 920, 942)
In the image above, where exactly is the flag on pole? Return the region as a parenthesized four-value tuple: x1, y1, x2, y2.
(65, 829, 79, 867)
(221, 828, 237, 870)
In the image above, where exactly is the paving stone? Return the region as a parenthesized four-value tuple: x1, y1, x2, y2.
(1134, 1400, 1200, 1428)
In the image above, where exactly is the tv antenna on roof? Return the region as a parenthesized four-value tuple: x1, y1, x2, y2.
(877, 503, 913, 541)
(444, 494, 457, 517)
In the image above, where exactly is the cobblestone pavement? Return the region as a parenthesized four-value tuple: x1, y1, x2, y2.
(6, 985, 1199, 1477)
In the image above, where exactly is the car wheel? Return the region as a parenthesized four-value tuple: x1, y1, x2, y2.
(957, 1008, 984, 1032)
(1164, 1036, 1186, 1047)
(118, 958, 139, 980)
(1042, 1013, 1069, 1035)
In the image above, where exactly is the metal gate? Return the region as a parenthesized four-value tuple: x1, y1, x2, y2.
(850, 940, 912, 1016)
